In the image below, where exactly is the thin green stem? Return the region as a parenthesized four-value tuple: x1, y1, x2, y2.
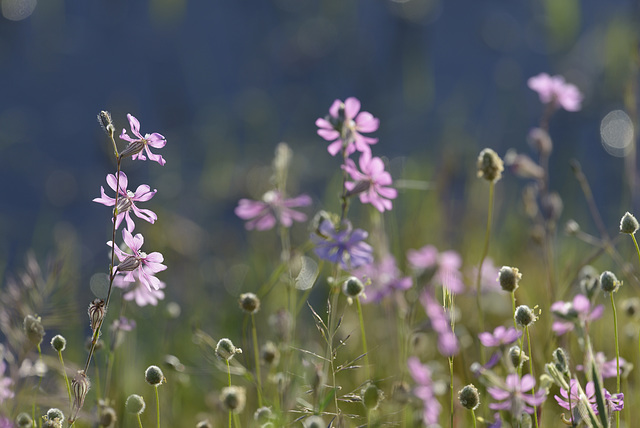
(251, 313, 263, 406)
(31, 344, 42, 424)
(526, 327, 539, 428)
(155, 386, 160, 428)
(136, 414, 144, 428)
(226, 359, 232, 428)
(449, 357, 454, 428)
(471, 409, 477, 428)
(632, 234, 640, 270)
(475, 181, 494, 364)
(611, 293, 620, 428)
(512, 293, 523, 377)
(57, 350, 72, 407)
(356, 298, 370, 380)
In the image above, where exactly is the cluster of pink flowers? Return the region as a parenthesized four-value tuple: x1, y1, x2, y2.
(94, 114, 167, 307)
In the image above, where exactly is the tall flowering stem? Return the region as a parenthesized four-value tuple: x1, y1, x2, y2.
(474, 180, 494, 362)
(84, 157, 122, 374)
(525, 326, 539, 428)
(251, 313, 263, 407)
(611, 293, 621, 428)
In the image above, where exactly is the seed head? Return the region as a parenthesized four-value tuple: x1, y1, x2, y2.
(361, 383, 385, 410)
(509, 345, 528, 369)
(620, 212, 639, 234)
(514, 305, 538, 327)
(50, 334, 66, 352)
(458, 384, 480, 410)
(16, 412, 33, 428)
(477, 148, 504, 183)
(46, 409, 64, 423)
(215, 338, 242, 361)
(88, 299, 106, 334)
(69, 371, 91, 423)
(220, 386, 246, 413)
(254, 406, 272, 423)
(125, 394, 146, 414)
(498, 266, 521, 293)
(342, 276, 365, 304)
(238, 292, 260, 314)
(23, 315, 45, 346)
(144, 365, 165, 386)
(600, 271, 621, 293)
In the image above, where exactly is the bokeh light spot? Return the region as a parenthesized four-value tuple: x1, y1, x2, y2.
(600, 110, 633, 157)
(1, 0, 36, 21)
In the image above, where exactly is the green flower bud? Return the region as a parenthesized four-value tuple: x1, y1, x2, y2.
(552, 348, 569, 375)
(125, 394, 145, 414)
(458, 384, 480, 410)
(23, 315, 45, 346)
(238, 292, 261, 314)
(261, 341, 280, 366)
(498, 266, 521, 293)
(50, 335, 66, 352)
(477, 148, 504, 183)
(215, 338, 242, 361)
(45, 409, 64, 423)
(16, 412, 33, 428)
(600, 271, 621, 293)
(514, 305, 537, 327)
(620, 212, 639, 234)
(509, 345, 528, 369)
(144, 365, 165, 387)
(220, 386, 246, 413)
(254, 406, 272, 423)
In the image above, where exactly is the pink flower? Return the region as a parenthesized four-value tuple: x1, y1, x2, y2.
(469, 258, 501, 294)
(235, 190, 312, 231)
(488, 374, 545, 416)
(527, 73, 583, 112)
(420, 291, 459, 356)
(114, 270, 166, 306)
(108, 229, 167, 292)
(0, 360, 13, 404)
(352, 255, 412, 303)
(315, 97, 379, 156)
(550, 294, 603, 335)
(93, 171, 157, 232)
(119, 114, 167, 165)
(555, 379, 623, 414)
(478, 326, 521, 348)
(343, 151, 397, 212)
(407, 357, 441, 426)
(407, 246, 464, 293)
(407, 245, 438, 270)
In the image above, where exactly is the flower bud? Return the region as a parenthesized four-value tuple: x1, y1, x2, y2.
(50, 334, 66, 352)
(145, 365, 165, 387)
(215, 338, 242, 361)
(622, 297, 640, 318)
(254, 406, 272, 423)
(527, 127, 552, 156)
(98, 405, 117, 427)
(477, 148, 504, 183)
(620, 212, 639, 234)
(579, 265, 600, 299)
(125, 394, 146, 414)
(514, 305, 537, 327)
(600, 271, 621, 293)
(42, 418, 61, 428)
(220, 386, 246, 413)
(69, 371, 91, 423)
(303, 416, 325, 428)
(46, 409, 64, 423)
(391, 381, 411, 404)
(564, 219, 580, 236)
(458, 384, 480, 410)
(119, 140, 145, 159)
(504, 150, 544, 180)
(196, 420, 212, 428)
(261, 341, 280, 366)
(88, 299, 106, 333)
(23, 315, 45, 346)
(509, 345, 528, 369)
(361, 383, 384, 410)
(552, 348, 569, 375)
(342, 276, 365, 304)
(238, 292, 260, 314)
(498, 266, 521, 293)
(97, 111, 115, 138)
(16, 412, 33, 428)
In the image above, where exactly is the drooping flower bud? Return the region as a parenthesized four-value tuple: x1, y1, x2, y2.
(620, 212, 639, 234)
(552, 348, 569, 375)
(215, 338, 242, 361)
(458, 384, 480, 410)
(97, 111, 115, 138)
(477, 148, 504, 183)
(69, 371, 91, 423)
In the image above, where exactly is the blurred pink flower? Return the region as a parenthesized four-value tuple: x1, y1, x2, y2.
(527, 73, 582, 112)
(407, 246, 464, 293)
(343, 151, 397, 212)
(550, 294, 603, 335)
(0, 360, 13, 404)
(407, 357, 441, 426)
(109, 229, 167, 292)
(420, 292, 459, 356)
(235, 190, 312, 231)
(407, 245, 438, 270)
(469, 258, 501, 293)
(114, 270, 166, 307)
(353, 255, 412, 303)
(93, 171, 157, 232)
(316, 97, 379, 156)
(119, 113, 167, 165)
(488, 373, 545, 415)
(478, 326, 521, 348)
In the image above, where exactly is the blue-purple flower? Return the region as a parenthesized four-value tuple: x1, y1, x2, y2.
(311, 218, 373, 270)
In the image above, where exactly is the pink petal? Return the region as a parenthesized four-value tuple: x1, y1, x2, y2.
(328, 99, 342, 118)
(355, 111, 379, 133)
(343, 97, 361, 120)
(127, 114, 142, 138)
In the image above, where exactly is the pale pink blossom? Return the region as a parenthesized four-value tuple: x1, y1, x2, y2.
(114, 270, 166, 306)
(235, 190, 311, 231)
(343, 151, 397, 212)
(119, 114, 167, 165)
(93, 171, 157, 232)
(315, 97, 379, 156)
(527, 73, 582, 112)
(108, 229, 167, 292)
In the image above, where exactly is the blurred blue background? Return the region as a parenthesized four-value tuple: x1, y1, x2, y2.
(1, 0, 638, 295)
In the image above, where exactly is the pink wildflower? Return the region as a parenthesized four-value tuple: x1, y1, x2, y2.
(235, 190, 312, 231)
(119, 114, 167, 165)
(527, 73, 583, 112)
(488, 374, 545, 416)
(0, 360, 13, 404)
(108, 229, 167, 292)
(343, 151, 397, 212)
(420, 291, 459, 356)
(93, 171, 157, 232)
(114, 270, 166, 307)
(315, 97, 379, 156)
(407, 357, 441, 426)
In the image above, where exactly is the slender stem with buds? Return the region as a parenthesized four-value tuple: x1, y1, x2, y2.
(251, 313, 263, 407)
(611, 293, 621, 428)
(526, 327, 539, 428)
(475, 181, 494, 363)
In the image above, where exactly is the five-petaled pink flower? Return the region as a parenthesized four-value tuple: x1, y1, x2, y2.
(488, 373, 546, 416)
(343, 151, 397, 212)
(235, 190, 312, 231)
(93, 171, 157, 232)
(527, 73, 583, 112)
(316, 97, 379, 156)
(120, 114, 167, 165)
(108, 229, 167, 292)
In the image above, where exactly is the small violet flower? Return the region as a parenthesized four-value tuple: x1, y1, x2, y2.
(527, 73, 583, 112)
(108, 229, 167, 292)
(0, 359, 13, 404)
(487, 374, 545, 416)
(119, 113, 167, 165)
(420, 292, 459, 356)
(407, 357, 441, 426)
(352, 255, 412, 303)
(343, 151, 397, 212)
(550, 294, 603, 335)
(311, 218, 374, 270)
(235, 190, 312, 231)
(478, 326, 521, 348)
(555, 379, 623, 414)
(114, 271, 166, 307)
(93, 171, 157, 232)
(315, 97, 379, 156)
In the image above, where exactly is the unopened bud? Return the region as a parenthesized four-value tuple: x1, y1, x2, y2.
(509, 346, 528, 369)
(23, 315, 45, 346)
(303, 416, 325, 428)
(195, 420, 212, 428)
(215, 338, 242, 361)
(342, 276, 365, 304)
(565, 219, 580, 236)
(254, 406, 272, 423)
(50, 335, 66, 352)
(498, 266, 521, 293)
(220, 386, 246, 413)
(45, 408, 64, 423)
(579, 265, 600, 299)
(600, 271, 621, 293)
(552, 348, 569, 375)
(16, 412, 33, 428)
(238, 292, 260, 314)
(97, 111, 115, 138)
(458, 384, 480, 410)
(88, 299, 106, 333)
(620, 212, 639, 234)
(477, 148, 504, 183)
(261, 341, 280, 366)
(69, 371, 91, 423)
(527, 127, 552, 156)
(514, 305, 537, 327)
(125, 394, 145, 414)
(144, 365, 165, 387)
